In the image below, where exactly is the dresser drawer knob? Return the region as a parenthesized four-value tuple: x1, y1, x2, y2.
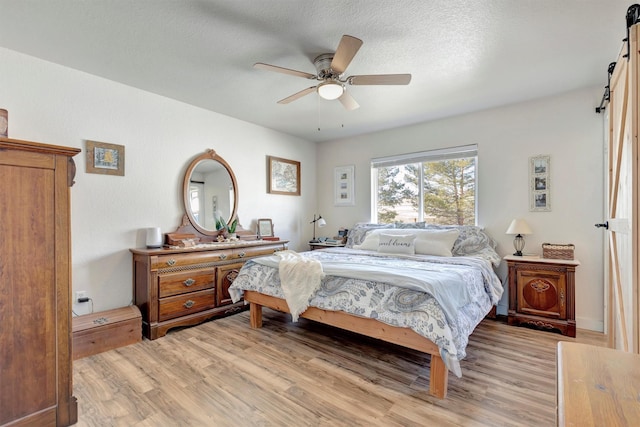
(238, 251, 246, 258)
(183, 278, 195, 287)
(166, 259, 176, 266)
(219, 253, 227, 260)
(183, 300, 195, 309)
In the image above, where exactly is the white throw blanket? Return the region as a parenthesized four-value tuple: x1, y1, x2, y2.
(276, 250, 325, 321)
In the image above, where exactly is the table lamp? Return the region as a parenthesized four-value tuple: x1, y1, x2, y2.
(506, 218, 533, 256)
(309, 214, 326, 243)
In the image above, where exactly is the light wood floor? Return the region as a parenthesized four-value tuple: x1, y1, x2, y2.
(73, 309, 606, 427)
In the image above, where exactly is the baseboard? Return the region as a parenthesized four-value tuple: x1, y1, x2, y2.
(576, 316, 604, 333)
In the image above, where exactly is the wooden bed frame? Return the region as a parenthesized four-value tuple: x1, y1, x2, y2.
(243, 290, 449, 398)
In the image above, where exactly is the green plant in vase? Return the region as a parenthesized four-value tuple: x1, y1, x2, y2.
(228, 218, 238, 234)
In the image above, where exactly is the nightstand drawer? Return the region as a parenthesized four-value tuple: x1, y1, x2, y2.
(159, 269, 215, 298)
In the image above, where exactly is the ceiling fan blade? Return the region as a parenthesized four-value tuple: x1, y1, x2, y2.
(277, 86, 317, 104)
(349, 74, 412, 85)
(254, 62, 316, 79)
(330, 35, 363, 75)
(338, 90, 360, 111)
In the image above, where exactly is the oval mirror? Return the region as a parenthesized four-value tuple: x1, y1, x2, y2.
(182, 149, 238, 236)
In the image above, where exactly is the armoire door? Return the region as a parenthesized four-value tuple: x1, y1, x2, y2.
(0, 138, 79, 427)
(0, 154, 57, 424)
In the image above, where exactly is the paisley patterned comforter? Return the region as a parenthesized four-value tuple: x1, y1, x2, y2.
(229, 247, 503, 377)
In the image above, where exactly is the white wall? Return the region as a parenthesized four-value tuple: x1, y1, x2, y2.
(316, 88, 605, 331)
(0, 47, 317, 314)
(0, 46, 606, 331)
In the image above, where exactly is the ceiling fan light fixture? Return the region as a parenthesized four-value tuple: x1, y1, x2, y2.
(317, 81, 344, 100)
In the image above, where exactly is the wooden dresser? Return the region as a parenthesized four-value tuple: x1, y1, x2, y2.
(0, 137, 80, 426)
(131, 240, 287, 339)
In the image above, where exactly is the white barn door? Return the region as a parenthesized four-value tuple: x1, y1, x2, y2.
(606, 22, 639, 352)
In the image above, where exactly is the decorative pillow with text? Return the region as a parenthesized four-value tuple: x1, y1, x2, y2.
(377, 233, 416, 255)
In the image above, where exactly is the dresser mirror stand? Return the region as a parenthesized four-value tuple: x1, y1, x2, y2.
(170, 148, 256, 243)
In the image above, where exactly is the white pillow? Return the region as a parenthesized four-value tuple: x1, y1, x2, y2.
(377, 233, 416, 255)
(414, 229, 460, 257)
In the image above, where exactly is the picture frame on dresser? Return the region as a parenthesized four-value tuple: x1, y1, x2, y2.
(257, 218, 274, 238)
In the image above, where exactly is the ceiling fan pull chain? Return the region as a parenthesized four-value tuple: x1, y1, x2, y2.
(317, 95, 321, 131)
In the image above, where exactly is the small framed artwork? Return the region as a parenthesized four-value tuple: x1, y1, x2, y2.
(257, 218, 274, 238)
(529, 155, 550, 212)
(267, 155, 300, 195)
(334, 165, 355, 206)
(85, 140, 125, 176)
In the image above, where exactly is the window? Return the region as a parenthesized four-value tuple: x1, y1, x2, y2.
(371, 144, 477, 225)
(189, 182, 204, 222)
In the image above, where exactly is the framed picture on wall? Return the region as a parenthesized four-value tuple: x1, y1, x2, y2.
(85, 140, 125, 176)
(529, 155, 551, 212)
(334, 165, 355, 206)
(267, 155, 300, 195)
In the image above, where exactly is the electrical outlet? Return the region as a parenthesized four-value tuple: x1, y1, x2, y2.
(75, 291, 88, 303)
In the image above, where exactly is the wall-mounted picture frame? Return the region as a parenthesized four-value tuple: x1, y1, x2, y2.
(529, 155, 551, 212)
(267, 155, 300, 195)
(334, 165, 355, 206)
(85, 140, 125, 176)
(257, 218, 274, 238)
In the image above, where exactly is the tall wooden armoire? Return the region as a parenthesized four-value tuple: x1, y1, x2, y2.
(0, 137, 80, 426)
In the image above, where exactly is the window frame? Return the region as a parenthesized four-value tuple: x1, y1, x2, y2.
(371, 144, 478, 225)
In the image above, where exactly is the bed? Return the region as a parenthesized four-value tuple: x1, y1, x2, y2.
(228, 223, 503, 398)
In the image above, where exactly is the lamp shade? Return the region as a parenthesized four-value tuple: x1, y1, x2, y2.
(317, 217, 326, 227)
(317, 81, 344, 100)
(506, 219, 532, 235)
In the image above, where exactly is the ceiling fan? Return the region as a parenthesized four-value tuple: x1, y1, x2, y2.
(254, 35, 411, 111)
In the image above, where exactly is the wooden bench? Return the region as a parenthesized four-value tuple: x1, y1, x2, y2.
(557, 341, 640, 426)
(72, 305, 142, 359)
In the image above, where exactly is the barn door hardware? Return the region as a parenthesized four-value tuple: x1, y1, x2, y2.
(595, 62, 616, 113)
(624, 4, 640, 60)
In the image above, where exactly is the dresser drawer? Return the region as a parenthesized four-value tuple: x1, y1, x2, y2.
(153, 250, 235, 269)
(235, 244, 284, 259)
(159, 269, 215, 298)
(159, 289, 215, 321)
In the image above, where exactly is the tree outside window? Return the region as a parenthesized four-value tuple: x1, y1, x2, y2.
(373, 153, 476, 225)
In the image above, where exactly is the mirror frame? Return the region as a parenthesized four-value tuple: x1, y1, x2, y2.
(182, 149, 238, 237)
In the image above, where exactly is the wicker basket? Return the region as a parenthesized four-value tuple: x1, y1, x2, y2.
(542, 243, 575, 260)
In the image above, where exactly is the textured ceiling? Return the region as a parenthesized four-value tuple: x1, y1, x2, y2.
(0, 0, 632, 142)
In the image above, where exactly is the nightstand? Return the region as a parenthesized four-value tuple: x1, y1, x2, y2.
(309, 242, 346, 251)
(505, 255, 580, 337)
